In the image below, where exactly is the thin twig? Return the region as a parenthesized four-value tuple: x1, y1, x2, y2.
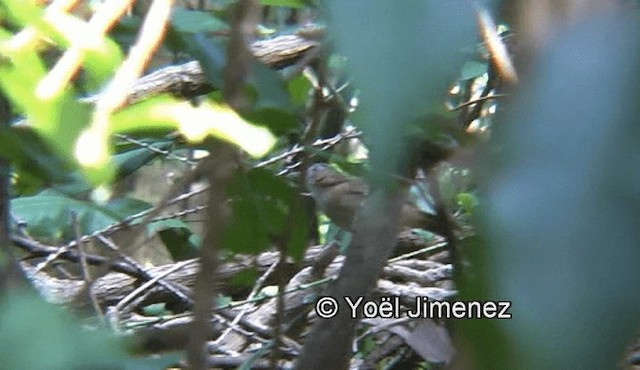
(114, 259, 192, 316)
(450, 93, 506, 111)
(255, 127, 360, 169)
(115, 133, 197, 165)
(94, 0, 174, 113)
(211, 260, 279, 347)
(97, 235, 192, 310)
(72, 211, 104, 318)
(387, 240, 449, 263)
(34, 189, 208, 274)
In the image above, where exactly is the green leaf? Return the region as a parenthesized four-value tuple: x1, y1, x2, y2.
(287, 73, 312, 108)
(103, 197, 152, 220)
(112, 142, 171, 180)
(171, 7, 229, 34)
(243, 107, 298, 136)
(2, 1, 122, 93)
(82, 38, 124, 91)
(287, 202, 310, 260)
(149, 219, 200, 261)
(12, 193, 150, 242)
(0, 292, 126, 369)
(456, 192, 477, 215)
(473, 13, 640, 369)
(230, 269, 259, 289)
(0, 32, 95, 166)
(182, 33, 227, 88)
(0, 1, 44, 28)
(223, 194, 272, 253)
(0, 127, 82, 195)
(460, 61, 488, 81)
(326, 1, 476, 182)
(111, 15, 142, 50)
(248, 59, 294, 112)
(110, 96, 276, 158)
(223, 168, 292, 253)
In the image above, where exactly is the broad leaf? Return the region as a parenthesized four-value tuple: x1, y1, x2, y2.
(12, 193, 150, 242)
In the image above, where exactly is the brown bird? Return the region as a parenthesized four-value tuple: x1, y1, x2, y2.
(305, 163, 447, 236)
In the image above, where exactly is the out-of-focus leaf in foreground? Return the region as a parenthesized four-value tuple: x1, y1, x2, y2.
(471, 11, 640, 369)
(0, 292, 126, 369)
(110, 96, 276, 158)
(79, 96, 277, 183)
(326, 1, 475, 180)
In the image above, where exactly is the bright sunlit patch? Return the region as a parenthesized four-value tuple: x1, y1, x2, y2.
(90, 184, 112, 204)
(75, 126, 108, 168)
(261, 286, 279, 297)
(349, 96, 359, 112)
(151, 101, 277, 158)
(192, 149, 209, 160)
(4, 29, 38, 51)
(46, 11, 105, 50)
(36, 48, 83, 100)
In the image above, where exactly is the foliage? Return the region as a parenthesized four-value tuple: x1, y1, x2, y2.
(0, 292, 123, 370)
(0, 0, 638, 369)
(0, 0, 484, 368)
(464, 12, 640, 369)
(327, 2, 475, 180)
(0, 0, 276, 187)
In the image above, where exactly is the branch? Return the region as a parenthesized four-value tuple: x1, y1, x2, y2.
(80, 34, 319, 106)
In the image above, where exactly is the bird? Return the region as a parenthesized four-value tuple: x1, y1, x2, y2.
(305, 163, 448, 236)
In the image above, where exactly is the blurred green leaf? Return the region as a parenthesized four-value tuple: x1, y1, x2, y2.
(0, 127, 83, 195)
(230, 269, 259, 289)
(0, 0, 44, 29)
(248, 60, 294, 112)
(0, 292, 126, 370)
(455, 192, 477, 215)
(110, 96, 277, 158)
(82, 39, 124, 91)
(243, 107, 298, 136)
(475, 12, 640, 369)
(0, 27, 95, 165)
(182, 33, 227, 88)
(287, 198, 310, 260)
(1, 0, 121, 93)
(112, 143, 171, 180)
(105, 197, 152, 220)
(149, 219, 200, 261)
(12, 193, 150, 242)
(326, 2, 475, 181)
(223, 168, 292, 253)
(171, 7, 229, 34)
(287, 73, 312, 108)
(110, 15, 142, 50)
